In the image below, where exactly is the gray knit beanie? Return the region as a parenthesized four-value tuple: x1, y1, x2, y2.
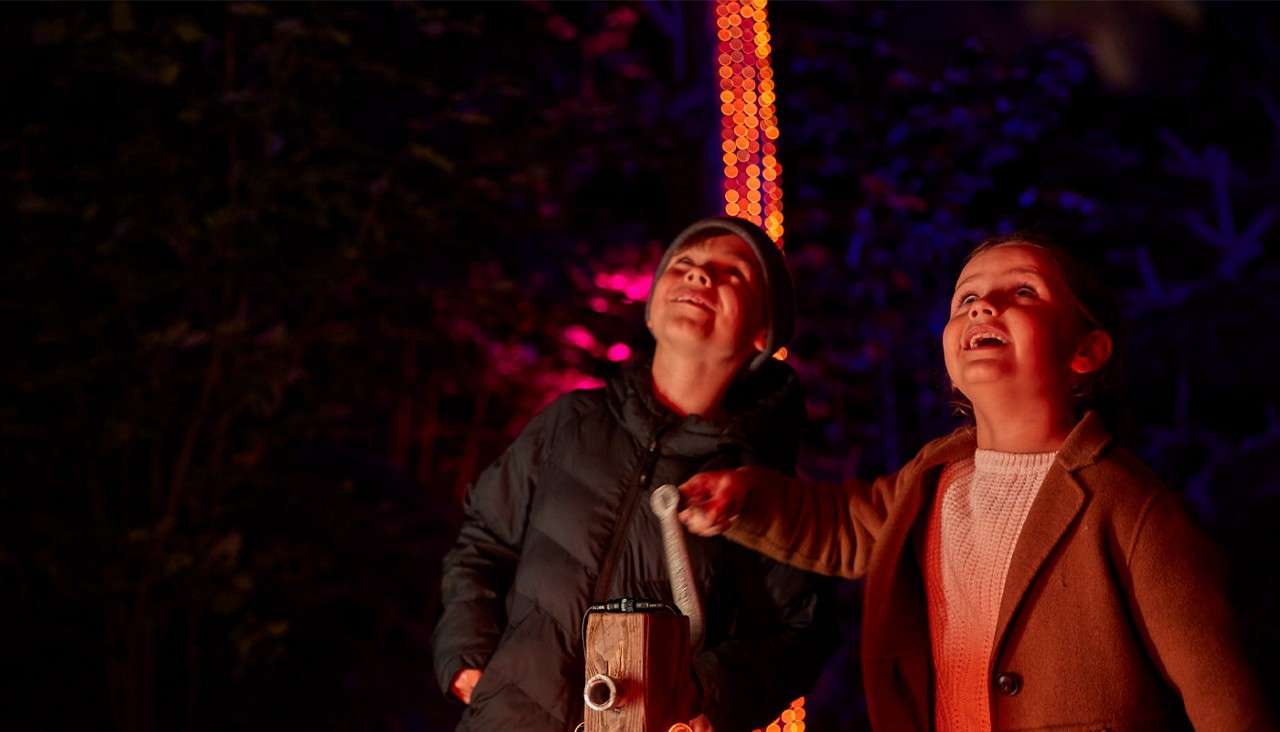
(645, 216, 796, 371)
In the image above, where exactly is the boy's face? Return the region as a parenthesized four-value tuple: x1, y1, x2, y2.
(942, 244, 1102, 407)
(648, 234, 768, 366)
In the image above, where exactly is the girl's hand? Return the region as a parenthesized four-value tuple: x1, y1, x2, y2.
(668, 715, 715, 732)
(688, 714, 714, 731)
(450, 668, 483, 704)
(677, 467, 756, 536)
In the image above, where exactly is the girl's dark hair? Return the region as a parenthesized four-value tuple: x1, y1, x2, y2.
(950, 232, 1126, 425)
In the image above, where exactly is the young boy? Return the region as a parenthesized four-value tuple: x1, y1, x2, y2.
(432, 216, 834, 732)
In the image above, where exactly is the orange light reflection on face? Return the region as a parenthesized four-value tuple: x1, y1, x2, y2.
(716, 0, 783, 247)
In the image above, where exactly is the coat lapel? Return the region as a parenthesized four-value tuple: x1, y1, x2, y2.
(992, 412, 1113, 655)
(992, 466, 1084, 654)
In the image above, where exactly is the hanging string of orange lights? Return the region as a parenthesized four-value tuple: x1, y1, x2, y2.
(716, 0, 784, 246)
(716, 3, 806, 730)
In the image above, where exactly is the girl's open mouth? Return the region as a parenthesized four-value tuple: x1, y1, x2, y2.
(963, 326, 1010, 350)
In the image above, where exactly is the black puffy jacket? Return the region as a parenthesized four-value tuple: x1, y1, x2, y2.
(432, 361, 834, 731)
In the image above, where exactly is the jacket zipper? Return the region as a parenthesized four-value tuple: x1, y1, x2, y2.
(589, 425, 667, 605)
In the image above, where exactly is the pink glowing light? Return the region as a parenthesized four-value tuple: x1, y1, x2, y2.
(606, 342, 632, 362)
(594, 270, 653, 302)
(563, 324, 597, 350)
(622, 275, 652, 302)
(589, 296, 610, 313)
(567, 375, 606, 391)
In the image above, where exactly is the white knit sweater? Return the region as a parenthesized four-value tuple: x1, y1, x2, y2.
(924, 449, 1058, 732)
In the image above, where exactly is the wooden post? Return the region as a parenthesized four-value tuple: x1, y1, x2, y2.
(583, 611, 693, 732)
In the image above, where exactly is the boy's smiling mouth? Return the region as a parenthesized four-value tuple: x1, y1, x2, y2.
(963, 324, 1011, 350)
(670, 289, 716, 313)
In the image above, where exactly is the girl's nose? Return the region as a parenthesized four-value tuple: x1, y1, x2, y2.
(968, 299, 995, 318)
(684, 267, 710, 287)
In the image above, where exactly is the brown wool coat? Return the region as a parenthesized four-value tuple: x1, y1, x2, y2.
(726, 413, 1275, 731)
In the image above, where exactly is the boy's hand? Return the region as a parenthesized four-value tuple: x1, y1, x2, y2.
(678, 467, 758, 536)
(450, 668, 483, 704)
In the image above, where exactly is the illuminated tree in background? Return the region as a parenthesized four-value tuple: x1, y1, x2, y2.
(716, 0, 784, 244)
(719, 0, 790, 370)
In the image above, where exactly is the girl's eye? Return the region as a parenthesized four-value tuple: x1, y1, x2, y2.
(1016, 284, 1038, 298)
(957, 293, 977, 307)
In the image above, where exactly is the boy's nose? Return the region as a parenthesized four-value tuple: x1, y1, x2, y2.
(684, 268, 710, 287)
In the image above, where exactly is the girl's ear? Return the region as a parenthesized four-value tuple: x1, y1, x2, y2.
(1070, 329, 1113, 375)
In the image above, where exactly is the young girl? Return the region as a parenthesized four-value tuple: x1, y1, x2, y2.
(678, 235, 1273, 731)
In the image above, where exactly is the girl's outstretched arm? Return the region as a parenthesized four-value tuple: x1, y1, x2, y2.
(679, 465, 897, 580)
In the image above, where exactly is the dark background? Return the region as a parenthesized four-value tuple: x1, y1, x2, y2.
(5, 2, 1278, 730)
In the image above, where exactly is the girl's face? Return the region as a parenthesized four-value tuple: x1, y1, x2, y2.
(942, 243, 1104, 410)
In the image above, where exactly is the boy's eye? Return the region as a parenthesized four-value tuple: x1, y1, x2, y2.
(957, 293, 977, 307)
(1016, 284, 1038, 298)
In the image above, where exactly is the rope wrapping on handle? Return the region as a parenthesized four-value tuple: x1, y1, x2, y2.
(650, 484, 705, 651)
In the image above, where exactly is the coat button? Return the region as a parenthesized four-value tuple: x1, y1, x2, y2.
(995, 671, 1022, 696)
